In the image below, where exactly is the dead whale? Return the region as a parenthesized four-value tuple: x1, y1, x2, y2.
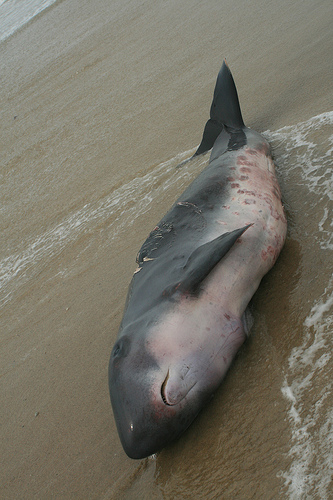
(108, 60, 287, 459)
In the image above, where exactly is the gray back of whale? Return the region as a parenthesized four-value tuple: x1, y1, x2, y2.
(108, 61, 287, 459)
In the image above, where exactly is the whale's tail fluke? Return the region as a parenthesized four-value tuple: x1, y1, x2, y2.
(194, 60, 244, 156)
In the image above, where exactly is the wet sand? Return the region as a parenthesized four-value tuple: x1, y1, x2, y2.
(1, 0, 332, 498)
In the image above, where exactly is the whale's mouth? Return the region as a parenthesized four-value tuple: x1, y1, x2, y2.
(161, 366, 198, 406)
(161, 369, 173, 406)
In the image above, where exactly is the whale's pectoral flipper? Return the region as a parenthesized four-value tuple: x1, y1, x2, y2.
(165, 224, 252, 296)
(194, 60, 245, 156)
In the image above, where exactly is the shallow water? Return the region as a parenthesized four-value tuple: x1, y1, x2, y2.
(0, 0, 57, 42)
(266, 114, 333, 499)
(1, 0, 332, 498)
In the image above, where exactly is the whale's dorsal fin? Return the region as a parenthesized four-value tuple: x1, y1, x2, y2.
(194, 60, 245, 156)
(164, 224, 252, 296)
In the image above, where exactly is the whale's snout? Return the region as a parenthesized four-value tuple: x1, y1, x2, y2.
(108, 341, 206, 459)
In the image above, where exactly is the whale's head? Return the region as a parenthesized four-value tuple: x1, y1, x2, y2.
(108, 335, 206, 459)
(108, 305, 245, 459)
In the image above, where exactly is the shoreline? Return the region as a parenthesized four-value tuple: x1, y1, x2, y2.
(1, 0, 332, 498)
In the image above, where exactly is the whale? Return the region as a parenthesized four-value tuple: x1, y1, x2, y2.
(108, 60, 287, 459)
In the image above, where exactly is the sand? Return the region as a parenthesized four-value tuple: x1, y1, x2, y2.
(1, 0, 332, 498)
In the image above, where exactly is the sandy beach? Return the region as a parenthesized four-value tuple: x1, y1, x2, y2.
(1, 0, 332, 498)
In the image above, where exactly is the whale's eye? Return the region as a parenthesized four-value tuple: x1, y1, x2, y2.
(113, 344, 121, 357)
(112, 337, 130, 359)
